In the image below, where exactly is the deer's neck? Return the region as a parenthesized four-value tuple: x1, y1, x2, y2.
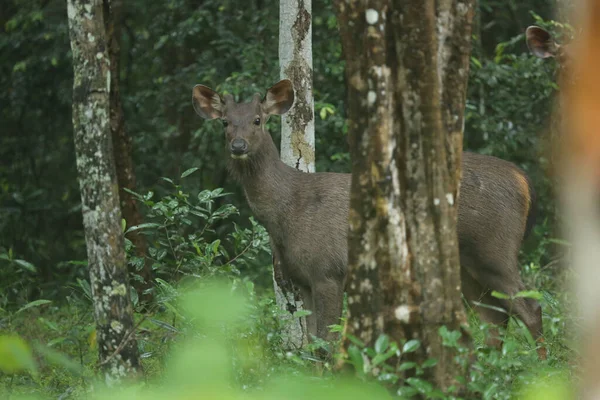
(227, 139, 296, 227)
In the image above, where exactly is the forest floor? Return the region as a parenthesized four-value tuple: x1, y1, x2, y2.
(0, 261, 576, 400)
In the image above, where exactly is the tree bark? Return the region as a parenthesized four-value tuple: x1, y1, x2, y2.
(279, 0, 315, 173)
(105, 0, 153, 304)
(67, 0, 141, 383)
(334, 0, 474, 391)
(274, 0, 316, 350)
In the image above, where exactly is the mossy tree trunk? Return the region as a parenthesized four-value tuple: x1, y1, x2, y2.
(334, 0, 474, 391)
(105, 0, 154, 304)
(67, 0, 141, 384)
(274, 0, 316, 349)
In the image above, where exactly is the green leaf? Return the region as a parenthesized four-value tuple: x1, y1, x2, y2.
(319, 107, 327, 120)
(345, 333, 365, 348)
(292, 309, 312, 318)
(38, 317, 59, 332)
(375, 334, 390, 353)
(491, 290, 511, 300)
(402, 339, 420, 353)
(211, 239, 221, 254)
(16, 299, 52, 314)
(347, 345, 365, 375)
(126, 223, 162, 233)
(149, 318, 179, 333)
(181, 167, 199, 178)
(407, 377, 434, 394)
(398, 361, 417, 371)
(46, 337, 68, 347)
(13, 61, 27, 72)
(397, 386, 418, 398)
(14, 259, 36, 273)
(121, 218, 127, 233)
(514, 290, 543, 300)
(472, 300, 509, 314)
(77, 278, 92, 300)
(0, 336, 38, 375)
(123, 187, 144, 200)
(439, 326, 462, 347)
(421, 358, 438, 368)
(372, 348, 397, 367)
(484, 383, 499, 400)
(130, 286, 139, 307)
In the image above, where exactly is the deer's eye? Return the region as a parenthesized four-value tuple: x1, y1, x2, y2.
(253, 118, 261, 126)
(222, 120, 229, 127)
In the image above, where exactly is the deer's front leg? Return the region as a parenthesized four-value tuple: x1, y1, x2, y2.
(313, 278, 344, 342)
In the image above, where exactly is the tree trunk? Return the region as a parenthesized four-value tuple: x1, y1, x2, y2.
(561, 1, 600, 397)
(279, 0, 315, 173)
(67, 0, 141, 383)
(105, 0, 153, 304)
(274, 0, 315, 350)
(334, 0, 474, 391)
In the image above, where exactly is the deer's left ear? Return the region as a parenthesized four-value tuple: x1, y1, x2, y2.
(526, 26, 558, 59)
(192, 85, 224, 119)
(263, 80, 294, 115)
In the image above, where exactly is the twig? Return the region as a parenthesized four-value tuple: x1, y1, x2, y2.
(223, 229, 256, 267)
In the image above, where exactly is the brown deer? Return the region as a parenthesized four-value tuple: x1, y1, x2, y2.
(192, 80, 546, 359)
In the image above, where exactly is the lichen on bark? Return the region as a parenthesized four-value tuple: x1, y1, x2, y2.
(274, 0, 316, 350)
(279, 0, 315, 173)
(67, 0, 141, 384)
(334, 0, 475, 391)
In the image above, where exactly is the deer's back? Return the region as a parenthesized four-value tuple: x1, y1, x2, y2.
(458, 152, 534, 267)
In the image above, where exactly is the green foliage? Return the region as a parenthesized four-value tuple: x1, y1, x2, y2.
(123, 177, 272, 301)
(0, 335, 38, 376)
(466, 24, 560, 270)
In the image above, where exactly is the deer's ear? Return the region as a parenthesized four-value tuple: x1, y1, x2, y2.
(192, 85, 224, 119)
(526, 26, 558, 59)
(263, 80, 294, 115)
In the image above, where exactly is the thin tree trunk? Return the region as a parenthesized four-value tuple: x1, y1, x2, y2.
(274, 0, 315, 350)
(279, 0, 315, 172)
(105, 0, 153, 303)
(67, 0, 141, 383)
(334, 0, 474, 391)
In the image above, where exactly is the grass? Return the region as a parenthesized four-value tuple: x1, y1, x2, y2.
(0, 249, 577, 400)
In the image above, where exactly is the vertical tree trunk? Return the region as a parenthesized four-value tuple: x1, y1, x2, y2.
(274, 0, 315, 349)
(105, 0, 153, 303)
(334, 0, 474, 391)
(561, 1, 600, 397)
(279, 0, 315, 173)
(67, 0, 141, 383)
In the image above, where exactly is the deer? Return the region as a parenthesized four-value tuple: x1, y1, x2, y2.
(192, 79, 547, 359)
(526, 25, 571, 69)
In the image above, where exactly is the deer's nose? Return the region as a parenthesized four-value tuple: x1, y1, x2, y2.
(230, 138, 248, 155)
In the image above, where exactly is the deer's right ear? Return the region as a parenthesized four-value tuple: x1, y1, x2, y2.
(526, 26, 558, 59)
(192, 85, 224, 119)
(263, 79, 294, 115)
